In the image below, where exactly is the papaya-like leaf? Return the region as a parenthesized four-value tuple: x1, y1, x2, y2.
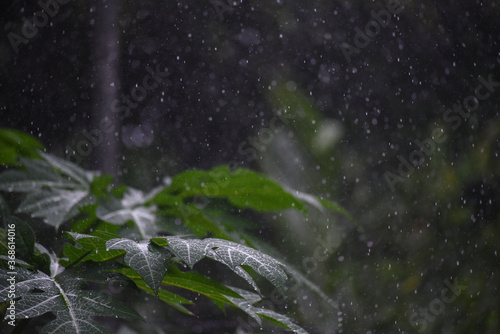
(165, 236, 288, 295)
(154, 166, 304, 212)
(118, 265, 242, 305)
(117, 269, 194, 315)
(0, 159, 77, 192)
(106, 238, 171, 295)
(0, 154, 99, 229)
(38, 152, 95, 186)
(16, 189, 94, 229)
(0, 266, 142, 334)
(161, 203, 230, 239)
(62, 232, 125, 267)
(97, 188, 159, 239)
(225, 287, 309, 334)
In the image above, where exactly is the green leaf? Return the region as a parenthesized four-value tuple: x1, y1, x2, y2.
(106, 238, 171, 295)
(32, 244, 52, 274)
(258, 313, 308, 334)
(151, 237, 169, 247)
(225, 287, 309, 334)
(0, 266, 142, 334)
(164, 265, 243, 303)
(164, 237, 207, 268)
(118, 265, 241, 307)
(281, 187, 354, 222)
(68, 204, 99, 233)
(239, 231, 339, 309)
(38, 151, 95, 186)
(68, 205, 123, 236)
(164, 204, 230, 238)
(0, 145, 20, 167)
(90, 174, 114, 199)
(0, 213, 51, 273)
(0, 195, 11, 255)
(0, 128, 44, 166)
(10, 216, 35, 263)
(16, 188, 94, 228)
(205, 209, 260, 232)
(318, 198, 354, 222)
(0, 194, 10, 228)
(150, 191, 179, 206)
(128, 275, 194, 315)
(62, 232, 125, 267)
(155, 166, 304, 212)
(0, 159, 77, 192)
(0, 229, 7, 255)
(97, 188, 159, 239)
(0, 154, 99, 229)
(165, 236, 288, 295)
(34, 243, 65, 277)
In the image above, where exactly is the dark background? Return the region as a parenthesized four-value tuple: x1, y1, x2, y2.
(1, 0, 499, 333)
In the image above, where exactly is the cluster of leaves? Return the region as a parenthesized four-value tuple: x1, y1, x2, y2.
(0, 130, 350, 333)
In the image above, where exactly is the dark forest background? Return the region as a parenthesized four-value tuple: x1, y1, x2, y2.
(1, 0, 500, 333)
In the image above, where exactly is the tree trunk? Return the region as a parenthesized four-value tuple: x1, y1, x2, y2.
(91, 0, 120, 175)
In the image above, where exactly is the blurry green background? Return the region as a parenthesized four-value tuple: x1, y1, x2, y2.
(1, 0, 499, 333)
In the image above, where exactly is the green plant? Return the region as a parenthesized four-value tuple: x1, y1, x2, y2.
(0, 129, 350, 333)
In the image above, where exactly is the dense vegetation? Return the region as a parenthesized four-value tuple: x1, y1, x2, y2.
(0, 129, 351, 333)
